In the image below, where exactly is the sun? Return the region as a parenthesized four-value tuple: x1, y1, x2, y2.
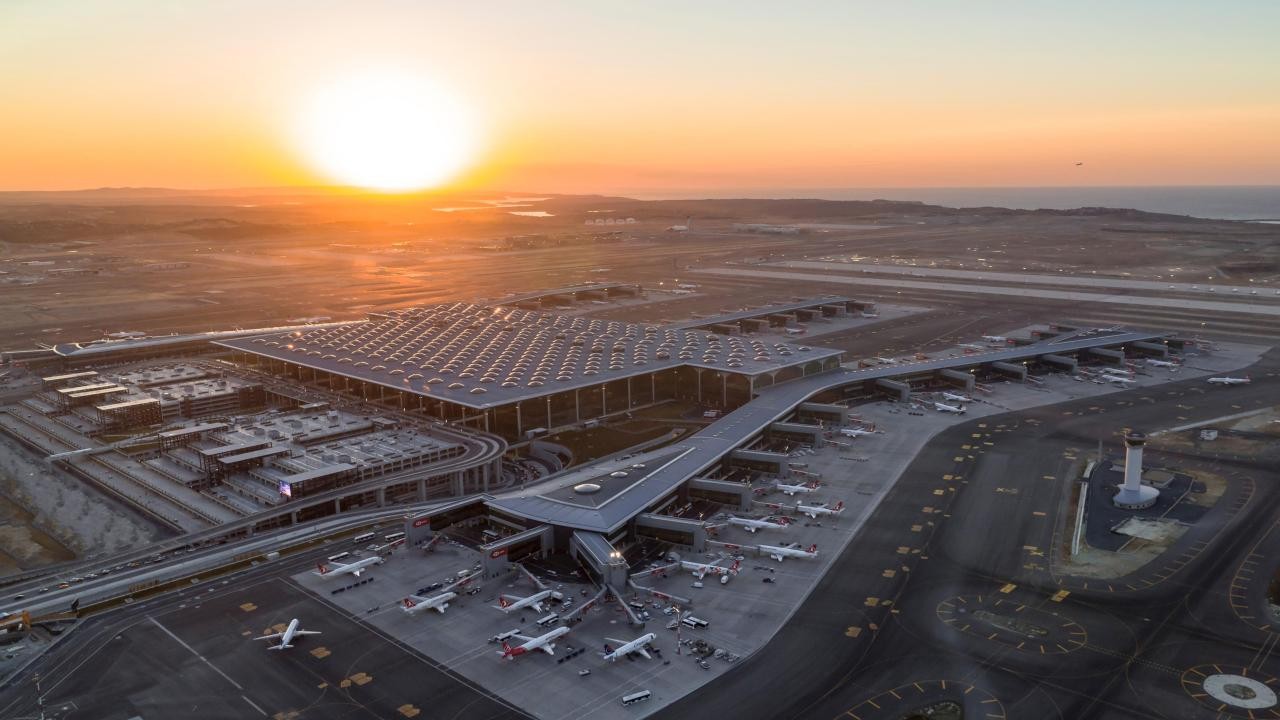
(296, 68, 478, 192)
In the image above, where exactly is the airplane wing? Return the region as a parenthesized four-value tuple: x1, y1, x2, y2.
(292, 629, 321, 636)
(604, 637, 627, 646)
(253, 632, 283, 641)
(350, 567, 365, 577)
(539, 644, 556, 656)
(511, 633, 536, 643)
(635, 647, 651, 660)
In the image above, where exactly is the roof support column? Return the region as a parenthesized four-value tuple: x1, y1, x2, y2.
(574, 389, 581, 423)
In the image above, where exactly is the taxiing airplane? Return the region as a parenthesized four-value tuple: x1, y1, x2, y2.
(601, 632, 658, 662)
(727, 516, 790, 533)
(933, 402, 966, 414)
(314, 556, 383, 579)
(796, 500, 844, 519)
(941, 391, 974, 403)
(1208, 375, 1251, 385)
(254, 618, 321, 651)
(494, 589, 559, 614)
(773, 481, 820, 496)
(497, 627, 571, 660)
(758, 543, 819, 562)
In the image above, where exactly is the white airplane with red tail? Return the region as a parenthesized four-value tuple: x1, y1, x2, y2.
(497, 627, 571, 660)
(314, 556, 383, 579)
(759, 543, 819, 562)
(1208, 375, 1251, 385)
(796, 500, 844, 519)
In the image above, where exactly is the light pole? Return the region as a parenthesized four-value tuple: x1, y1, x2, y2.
(673, 605, 682, 655)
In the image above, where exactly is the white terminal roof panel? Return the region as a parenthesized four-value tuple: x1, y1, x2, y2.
(215, 302, 841, 410)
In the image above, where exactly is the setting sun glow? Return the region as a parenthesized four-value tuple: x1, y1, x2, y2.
(295, 69, 477, 192)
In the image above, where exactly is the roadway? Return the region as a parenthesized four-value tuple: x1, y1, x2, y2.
(662, 349, 1280, 719)
(0, 539, 528, 720)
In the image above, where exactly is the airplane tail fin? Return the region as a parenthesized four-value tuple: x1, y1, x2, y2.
(498, 596, 511, 608)
(499, 641, 514, 658)
(729, 559, 741, 574)
(807, 544, 818, 553)
(403, 597, 415, 609)
(834, 501, 844, 512)
(315, 561, 330, 574)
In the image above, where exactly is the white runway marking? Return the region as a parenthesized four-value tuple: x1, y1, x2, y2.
(148, 616, 243, 690)
(242, 694, 268, 716)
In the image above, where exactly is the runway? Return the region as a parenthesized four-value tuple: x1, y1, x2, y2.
(662, 349, 1280, 720)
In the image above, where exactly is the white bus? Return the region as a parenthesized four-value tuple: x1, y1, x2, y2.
(352, 532, 376, 544)
(384, 531, 406, 543)
(327, 551, 352, 562)
(535, 613, 560, 627)
(681, 616, 709, 629)
(621, 690, 651, 706)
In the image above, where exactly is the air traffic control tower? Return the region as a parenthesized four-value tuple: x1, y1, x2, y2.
(1114, 431, 1159, 509)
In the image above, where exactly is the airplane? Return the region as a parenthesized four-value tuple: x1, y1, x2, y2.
(680, 558, 741, 583)
(796, 500, 844, 519)
(758, 543, 819, 562)
(667, 217, 692, 232)
(933, 402, 966, 414)
(402, 591, 456, 615)
(497, 626, 571, 660)
(1102, 375, 1136, 385)
(494, 589, 560, 614)
(1208, 375, 1251, 386)
(981, 335, 1009, 344)
(773, 481, 820, 496)
(727, 516, 790, 533)
(253, 618, 321, 651)
(839, 426, 875, 438)
(1146, 358, 1180, 368)
(941, 391, 974, 403)
(1099, 367, 1134, 377)
(314, 556, 383, 579)
(957, 343, 986, 351)
(873, 357, 897, 365)
(601, 632, 658, 662)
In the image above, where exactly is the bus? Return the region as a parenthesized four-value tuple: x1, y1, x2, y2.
(326, 551, 352, 562)
(353, 532, 376, 544)
(621, 690, 651, 706)
(681, 616, 709, 629)
(384, 531, 406, 543)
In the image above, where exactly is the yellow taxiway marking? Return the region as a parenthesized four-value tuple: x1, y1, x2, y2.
(310, 646, 331, 658)
(942, 474, 954, 481)
(911, 524, 923, 532)
(398, 705, 421, 718)
(317, 682, 328, 689)
(882, 569, 897, 578)
(953, 456, 965, 462)
(1032, 511, 1047, 517)
(268, 623, 288, 633)
(934, 489, 945, 496)
(845, 626, 862, 638)
(1051, 590, 1070, 602)
(897, 546, 911, 554)
(999, 583, 1017, 594)
(865, 597, 880, 607)
(239, 602, 257, 612)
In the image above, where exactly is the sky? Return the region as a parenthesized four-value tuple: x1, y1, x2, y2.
(1, 1, 1278, 193)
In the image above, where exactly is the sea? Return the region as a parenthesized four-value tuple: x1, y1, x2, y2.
(628, 186, 1280, 222)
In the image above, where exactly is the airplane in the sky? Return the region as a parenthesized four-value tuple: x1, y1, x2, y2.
(773, 481, 820, 496)
(839, 426, 875, 438)
(253, 618, 321, 651)
(495, 589, 559, 614)
(497, 627, 571, 660)
(758, 543, 819, 562)
(933, 402, 966, 414)
(1208, 375, 1251, 385)
(601, 632, 658, 662)
(1146, 358, 1181, 368)
(941, 391, 974, 403)
(796, 500, 844, 519)
(727, 516, 790, 533)
(314, 556, 383, 579)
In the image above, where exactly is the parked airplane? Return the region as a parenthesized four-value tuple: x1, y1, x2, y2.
(839, 427, 875, 438)
(1099, 367, 1134, 377)
(494, 589, 560, 614)
(680, 558, 741, 583)
(1146, 358, 1180, 368)
(957, 343, 986, 351)
(402, 591, 457, 615)
(601, 632, 658, 662)
(253, 618, 320, 651)
(982, 335, 1009, 344)
(796, 500, 844, 519)
(497, 627, 571, 660)
(1103, 375, 1136, 385)
(933, 402, 966, 414)
(1208, 375, 1251, 385)
(727, 516, 790, 533)
(314, 556, 383, 579)
(941, 391, 974, 403)
(774, 481, 820, 496)
(758, 543, 819, 562)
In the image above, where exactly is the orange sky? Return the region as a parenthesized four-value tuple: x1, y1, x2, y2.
(2, 2, 1278, 193)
